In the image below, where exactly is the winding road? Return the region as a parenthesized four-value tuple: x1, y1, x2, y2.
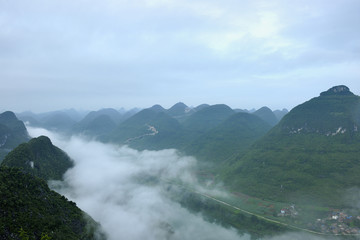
(176, 183, 360, 237)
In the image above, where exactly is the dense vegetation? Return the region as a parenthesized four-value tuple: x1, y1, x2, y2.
(181, 104, 235, 135)
(0, 167, 106, 240)
(2, 136, 73, 181)
(72, 108, 124, 138)
(184, 112, 271, 165)
(107, 103, 273, 171)
(0, 111, 30, 161)
(253, 107, 279, 126)
(167, 184, 288, 239)
(109, 104, 235, 148)
(222, 86, 360, 206)
(41, 113, 77, 132)
(110, 108, 184, 150)
(166, 102, 194, 122)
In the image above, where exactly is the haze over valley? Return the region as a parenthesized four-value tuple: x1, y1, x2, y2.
(1, 0, 360, 239)
(1, 86, 360, 239)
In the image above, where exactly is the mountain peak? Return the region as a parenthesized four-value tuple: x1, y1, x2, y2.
(253, 106, 278, 126)
(0, 111, 18, 122)
(320, 85, 354, 96)
(149, 104, 165, 112)
(167, 102, 191, 117)
(171, 102, 187, 108)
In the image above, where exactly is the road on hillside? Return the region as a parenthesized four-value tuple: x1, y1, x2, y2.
(175, 183, 360, 237)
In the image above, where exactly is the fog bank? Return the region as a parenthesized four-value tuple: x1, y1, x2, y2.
(28, 127, 248, 240)
(27, 127, 345, 240)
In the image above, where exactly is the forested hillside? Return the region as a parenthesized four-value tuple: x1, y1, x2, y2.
(2, 136, 73, 181)
(0, 167, 106, 240)
(0, 111, 30, 161)
(222, 86, 360, 206)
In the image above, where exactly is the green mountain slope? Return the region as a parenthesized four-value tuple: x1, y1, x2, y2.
(182, 104, 235, 134)
(194, 104, 210, 111)
(184, 112, 271, 166)
(149, 104, 166, 112)
(166, 102, 195, 122)
(41, 112, 77, 132)
(222, 85, 360, 206)
(73, 114, 117, 139)
(0, 111, 30, 161)
(273, 108, 288, 121)
(253, 107, 279, 126)
(0, 167, 105, 240)
(2, 136, 73, 181)
(110, 108, 183, 150)
(110, 104, 237, 151)
(82, 114, 117, 137)
(77, 108, 122, 125)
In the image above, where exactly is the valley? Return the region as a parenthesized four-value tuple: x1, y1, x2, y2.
(2, 0, 359, 238)
(1, 85, 360, 239)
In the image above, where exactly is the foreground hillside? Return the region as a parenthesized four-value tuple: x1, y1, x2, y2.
(0, 167, 105, 240)
(223, 86, 360, 206)
(2, 136, 73, 181)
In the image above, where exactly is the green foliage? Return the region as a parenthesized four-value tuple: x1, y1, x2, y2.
(183, 112, 271, 165)
(166, 102, 194, 122)
(1, 136, 73, 181)
(181, 104, 234, 135)
(41, 233, 52, 240)
(19, 227, 29, 240)
(253, 107, 279, 126)
(171, 187, 287, 238)
(0, 111, 29, 161)
(221, 91, 360, 207)
(72, 108, 122, 138)
(0, 167, 105, 240)
(41, 113, 76, 132)
(110, 108, 184, 150)
(110, 104, 238, 154)
(108, 105, 272, 175)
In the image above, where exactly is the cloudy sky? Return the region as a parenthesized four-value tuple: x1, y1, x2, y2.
(1, 0, 359, 112)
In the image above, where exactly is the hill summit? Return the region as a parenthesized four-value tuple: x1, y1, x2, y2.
(2, 136, 73, 181)
(0, 111, 29, 160)
(320, 85, 354, 96)
(223, 85, 360, 206)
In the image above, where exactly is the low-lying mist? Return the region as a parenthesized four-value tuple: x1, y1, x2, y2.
(27, 127, 248, 240)
(27, 127, 340, 240)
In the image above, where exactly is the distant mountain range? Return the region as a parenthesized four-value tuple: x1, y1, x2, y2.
(110, 107, 183, 150)
(253, 106, 279, 126)
(183, 112, 271, 167)
(106, 103, 275, 163)
(10, 104, 289, 170)
(2, 85, 360, 238)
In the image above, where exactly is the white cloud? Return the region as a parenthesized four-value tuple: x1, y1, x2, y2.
(27, 126, 247, 240)
(25, 126, 346, 240)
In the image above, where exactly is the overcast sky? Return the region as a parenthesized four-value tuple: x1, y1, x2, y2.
(1, 0, 359, 113)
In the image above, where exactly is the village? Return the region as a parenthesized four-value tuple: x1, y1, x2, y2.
(278, 205, 360, 235)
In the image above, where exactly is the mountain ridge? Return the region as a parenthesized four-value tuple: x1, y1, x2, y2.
(221, 85, 360, 206)
(2, 136, 73, 181)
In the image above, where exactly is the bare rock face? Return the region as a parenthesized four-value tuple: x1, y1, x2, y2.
(320, 85, 354, 96)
